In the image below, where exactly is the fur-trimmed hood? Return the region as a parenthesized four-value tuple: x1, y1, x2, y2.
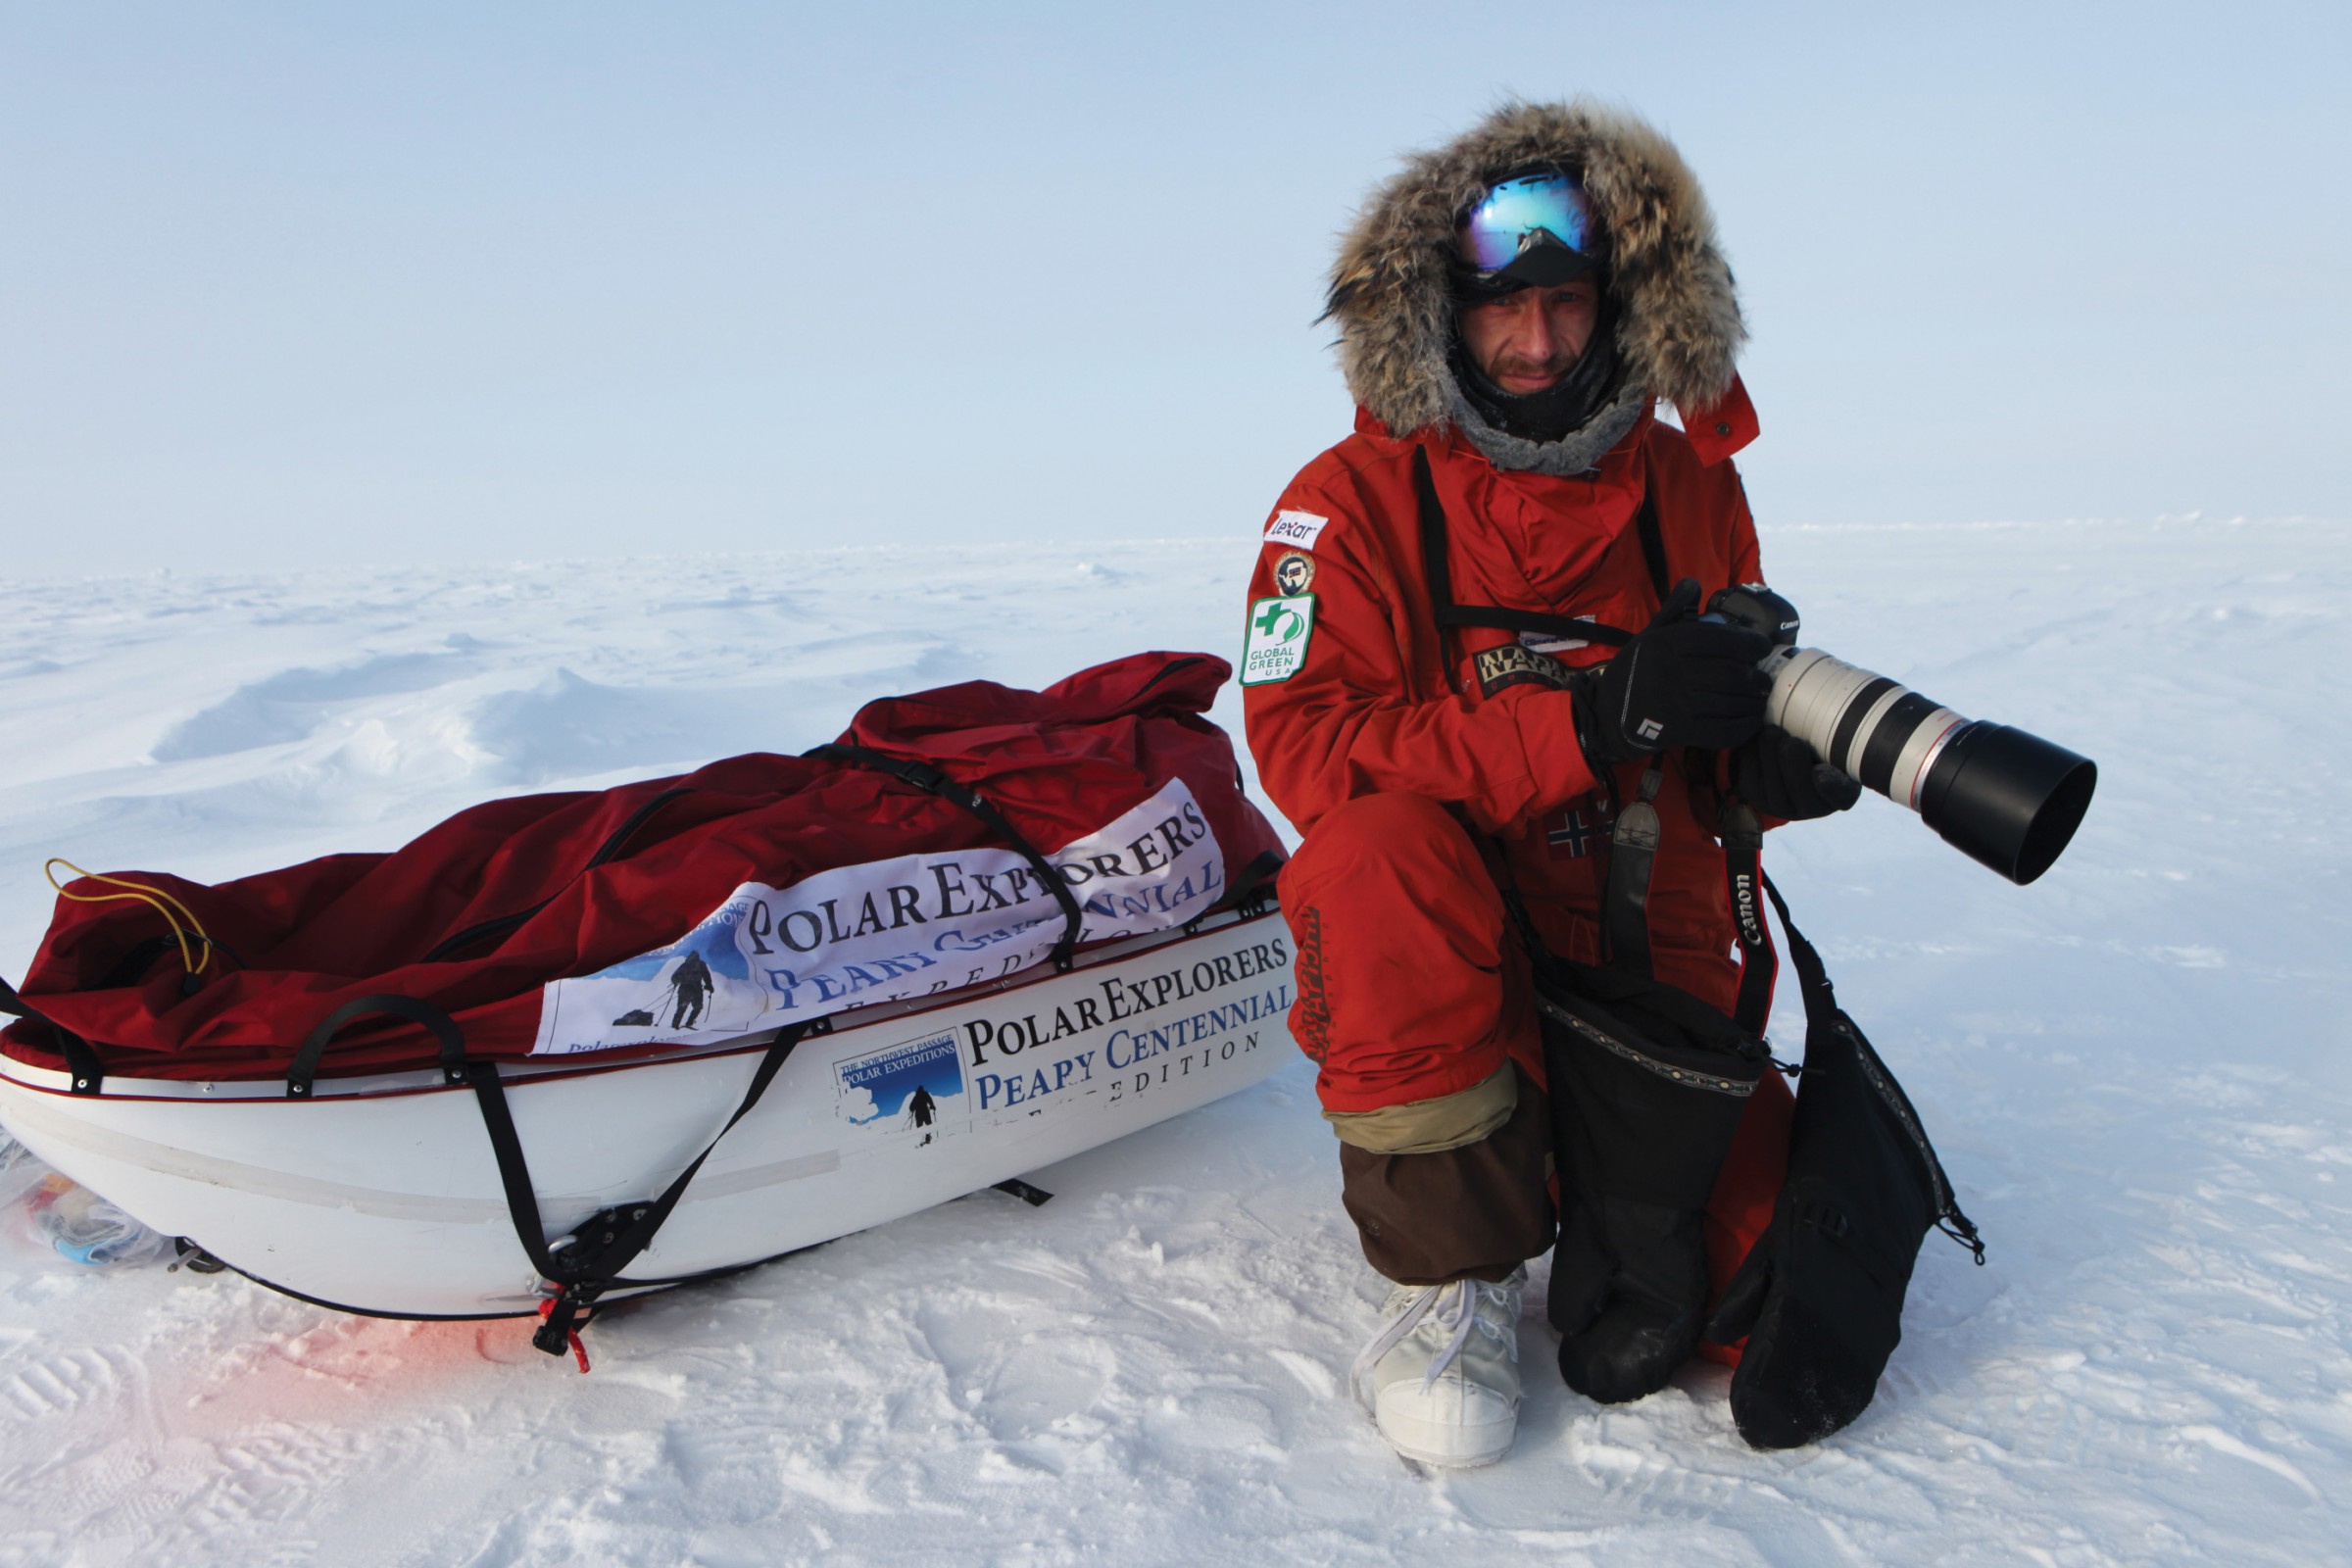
(1327, 101, 1744, 451)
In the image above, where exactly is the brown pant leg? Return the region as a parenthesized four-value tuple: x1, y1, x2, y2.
(1338, 1063, 1556, 1286)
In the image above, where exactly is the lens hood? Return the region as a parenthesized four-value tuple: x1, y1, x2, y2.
(1916, 722, 2098, 885)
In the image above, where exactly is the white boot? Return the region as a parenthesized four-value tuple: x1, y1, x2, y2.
(1349, 1266, 1525, 1467)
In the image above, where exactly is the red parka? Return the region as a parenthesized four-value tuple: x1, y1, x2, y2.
(1245, 389, 1765, 1091)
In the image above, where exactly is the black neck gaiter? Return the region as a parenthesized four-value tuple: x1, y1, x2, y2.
(1448, 296, 1627, 446)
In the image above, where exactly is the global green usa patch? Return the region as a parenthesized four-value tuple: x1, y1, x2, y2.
(1241, 594, 1316, 685)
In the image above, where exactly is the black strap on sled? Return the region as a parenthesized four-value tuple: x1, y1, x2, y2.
(803, 743, 1088, 974)
(467, 1014, 829, 1357)
(1183, 848, 1284, 940)
(992, 1177, 1054, 1207)
(288, 990, 830, 1359)
(466, 1020, 821, 1290)
(0, 972, 106, 1096)
(286, 994, 469, 1098)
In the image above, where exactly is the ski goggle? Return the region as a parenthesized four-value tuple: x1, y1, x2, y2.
(1455, 172, 1596, 275)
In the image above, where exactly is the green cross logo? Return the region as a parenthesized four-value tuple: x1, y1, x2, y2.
(1253, 601, 1302, 642)
(1242, 594, 1315, 686)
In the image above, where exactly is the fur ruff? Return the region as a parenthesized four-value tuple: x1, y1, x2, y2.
(1327, 101, 1745, 444)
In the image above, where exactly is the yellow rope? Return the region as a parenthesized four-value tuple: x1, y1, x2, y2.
(43, 858, 214, 975)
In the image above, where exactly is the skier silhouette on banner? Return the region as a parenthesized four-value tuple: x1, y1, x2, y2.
(665, 951, 715, 1030)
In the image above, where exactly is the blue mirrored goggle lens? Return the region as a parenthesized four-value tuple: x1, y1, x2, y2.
(1456, 173, 1594, 273)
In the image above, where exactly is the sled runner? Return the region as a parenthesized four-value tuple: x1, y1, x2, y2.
(0, 652, 1294, 1331)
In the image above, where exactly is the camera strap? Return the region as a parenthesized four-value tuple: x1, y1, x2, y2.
(1721, 801, 1777, 1035)
(1592, 783, 1778, 1033)
(1414, 440, 1695, 992)
(1408, 444, 1780, 1034)
(1601, 762, 1664, 978)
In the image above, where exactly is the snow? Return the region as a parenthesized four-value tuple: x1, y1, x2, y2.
(1, 517, 2347, 1565)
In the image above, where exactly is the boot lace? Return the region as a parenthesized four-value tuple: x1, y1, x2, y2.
(1348, 1276, 1518, 1412)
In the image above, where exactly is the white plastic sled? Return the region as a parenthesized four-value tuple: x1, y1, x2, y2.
(0, 906, 1295, 1321)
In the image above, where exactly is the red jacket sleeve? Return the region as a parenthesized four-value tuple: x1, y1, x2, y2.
(1241, 481, 1599, 840)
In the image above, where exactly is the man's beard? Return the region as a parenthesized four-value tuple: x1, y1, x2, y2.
(1449, 298, 1627, 447)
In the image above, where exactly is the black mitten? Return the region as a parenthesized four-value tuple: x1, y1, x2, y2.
(1731, 725, 1862, 820)
(1540, 960, 1769, 1404)
(1580, 578, 1774, 764)
(1703, 930, 1983, 1448)
(1551, 1193, 1714, 1404)
(1702, 1168, 1919, 1448)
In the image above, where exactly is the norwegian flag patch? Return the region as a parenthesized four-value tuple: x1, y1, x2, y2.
(1545, 796, 1616, 859)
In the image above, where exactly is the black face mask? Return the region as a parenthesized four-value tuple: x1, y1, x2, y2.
(1448, 292, 1627, 446)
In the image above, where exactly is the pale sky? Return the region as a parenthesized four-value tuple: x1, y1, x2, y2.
(3, 2, 2344, 576)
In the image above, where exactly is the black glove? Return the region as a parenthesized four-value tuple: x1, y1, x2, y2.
(1731, 726, 1862, 820)
(1579, 578, 1773, 766)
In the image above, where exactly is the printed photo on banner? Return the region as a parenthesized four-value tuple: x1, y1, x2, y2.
(530, 778, 1227, 1055)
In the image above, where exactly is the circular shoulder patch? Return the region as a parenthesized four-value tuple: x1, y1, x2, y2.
(1273, 551, 1316, 595)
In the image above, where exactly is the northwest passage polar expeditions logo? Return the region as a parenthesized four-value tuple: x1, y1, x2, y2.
(530, 778, 1227, 1055)
(835, 1027, 965, 1139)
(957, 932, 1294, 1118)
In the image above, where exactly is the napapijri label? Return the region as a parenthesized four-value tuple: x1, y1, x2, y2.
(1240, 594, 1316, 685)
(1262, 510, 1331, 551)
(530, 778, 1225, 1055)
(1473, 643, 1574, 698)
(1272, 551, 1315, 595)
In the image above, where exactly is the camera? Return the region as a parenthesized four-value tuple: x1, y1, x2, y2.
(1706, 585, 2097, 885)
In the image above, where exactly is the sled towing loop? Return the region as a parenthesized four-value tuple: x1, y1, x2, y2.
(290, 996, 830, 1367)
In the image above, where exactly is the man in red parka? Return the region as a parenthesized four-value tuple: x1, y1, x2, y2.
(1244, 102, 1858, 1467)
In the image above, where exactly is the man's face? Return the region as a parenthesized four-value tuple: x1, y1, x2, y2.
(1457, 277, 1602, 395)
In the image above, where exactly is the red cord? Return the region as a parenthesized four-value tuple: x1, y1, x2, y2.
(536, 1298, 592, 1373)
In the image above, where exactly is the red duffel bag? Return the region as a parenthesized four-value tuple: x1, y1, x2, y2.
(4, 651, 1284, 1086)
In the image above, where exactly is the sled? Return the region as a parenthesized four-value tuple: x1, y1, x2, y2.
(0, 901, 1293, 1319)
(0, 652, 1296, 1330)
